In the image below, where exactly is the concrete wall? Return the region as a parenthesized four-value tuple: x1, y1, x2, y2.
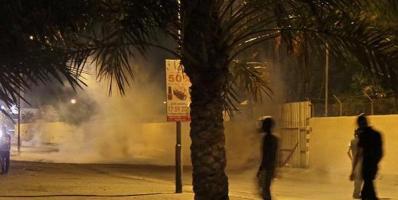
(18, 121, 74, 144)
(309, 115, 398, 175)
(21, 115, 397, 173)
(18, 121, 261, 169)
(139, 121, 260, 169)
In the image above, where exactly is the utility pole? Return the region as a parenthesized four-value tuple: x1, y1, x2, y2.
(324, 43, 329, 117)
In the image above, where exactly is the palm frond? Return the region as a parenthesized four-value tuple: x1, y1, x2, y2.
(223, 60, 272, 115)
(0, 0, 179, 102)
(67, 0, 179, 95)
(221, 0, 398, 90)
(0, 0, 92, 105)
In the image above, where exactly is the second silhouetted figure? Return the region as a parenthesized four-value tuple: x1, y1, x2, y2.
(257, 117, 279, 200)
(351, 114, 383, 200)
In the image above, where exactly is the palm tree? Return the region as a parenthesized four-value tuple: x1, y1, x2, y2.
(1, 1, 398, 199)
(0, 0, 90, 105)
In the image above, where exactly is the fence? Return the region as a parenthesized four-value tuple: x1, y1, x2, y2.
(312, 96, 398, 117)
(278, 101, 311, 168)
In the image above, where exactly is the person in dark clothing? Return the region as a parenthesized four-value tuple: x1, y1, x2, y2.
(0, 126, 10, 174)
(350, 115, 383, 200)
(257, 117, 279, 200)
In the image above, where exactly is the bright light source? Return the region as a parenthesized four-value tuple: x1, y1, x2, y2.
(0, 105, 5, 110)
(163, 101, 167, 104)
(10, 105, 18, 114)
(29, 35, 34, 40)
(70, 99, 77, 104)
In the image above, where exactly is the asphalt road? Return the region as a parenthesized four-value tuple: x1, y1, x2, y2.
(0, 161, 263, 200)
(0, 161, 396, 200)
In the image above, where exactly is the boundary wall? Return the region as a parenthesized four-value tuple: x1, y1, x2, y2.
(18, 121, 260, 169)
(309, 115, 398, 176)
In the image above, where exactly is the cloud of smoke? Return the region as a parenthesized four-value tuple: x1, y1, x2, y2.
(224, 59, 287, 170)
(19, 53, 288, 169)
(19, 58, 173, 164)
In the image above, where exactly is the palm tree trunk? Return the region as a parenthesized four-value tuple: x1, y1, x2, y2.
(189, 78, 229, 200)
(181, 0, 229, 199)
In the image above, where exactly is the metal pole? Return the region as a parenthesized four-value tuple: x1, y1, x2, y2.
(324, 43, 329, 117)
(175, 0, 183, 193)
(333, 94, 343, 116)
(371, 101, 374, 115)
(17, 92, 21, 153)
(175, 121, 182, 193)
(364, 93, 374, 115)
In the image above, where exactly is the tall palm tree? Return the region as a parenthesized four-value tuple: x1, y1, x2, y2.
(1, 1, 397, 199)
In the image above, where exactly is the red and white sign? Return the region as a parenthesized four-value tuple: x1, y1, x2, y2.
(166, 59, 191, 122)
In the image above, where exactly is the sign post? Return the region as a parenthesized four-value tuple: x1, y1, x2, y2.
(165, 59, 191, 193)
(175, 121, 182, 193)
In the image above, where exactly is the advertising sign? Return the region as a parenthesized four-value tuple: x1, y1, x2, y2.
(165, 59, 191, 121)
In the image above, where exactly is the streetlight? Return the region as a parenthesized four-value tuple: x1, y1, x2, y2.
(70, 98, 77, 104)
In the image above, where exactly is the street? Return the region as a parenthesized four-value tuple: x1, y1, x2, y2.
(0, 160, 396, 200)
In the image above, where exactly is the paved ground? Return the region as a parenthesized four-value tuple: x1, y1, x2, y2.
(2, 145, 396, 199)
(0, 160, 396, 200)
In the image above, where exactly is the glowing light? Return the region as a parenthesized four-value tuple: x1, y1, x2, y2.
(10, 105, 18, 114)
(29, 35, 34, 40)
(70, 99, 77, 104)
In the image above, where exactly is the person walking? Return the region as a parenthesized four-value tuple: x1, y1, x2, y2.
(350, 115, 383, 200)
(257, 117, 279, 200)
(348, 130, 363, 199)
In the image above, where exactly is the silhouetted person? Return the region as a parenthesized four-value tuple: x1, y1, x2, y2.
(0, 126, 10, 174)
(348, 130, 363, 199)
(257, 117, 278, 200)
(350, 115, 383, 200)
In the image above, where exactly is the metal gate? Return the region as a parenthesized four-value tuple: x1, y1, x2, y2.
(278, 101, 312, 168)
